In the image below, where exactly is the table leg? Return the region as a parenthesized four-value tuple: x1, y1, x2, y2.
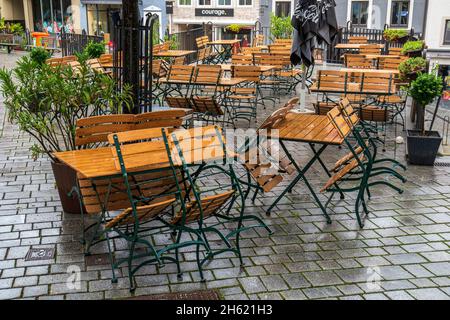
(266, 141, 331, 224)
(309, 143, 345, 200)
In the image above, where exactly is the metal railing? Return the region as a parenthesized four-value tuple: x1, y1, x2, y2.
(60, 30, 104, 56)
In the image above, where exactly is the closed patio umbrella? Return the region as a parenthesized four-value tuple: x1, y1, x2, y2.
(291, 0, 338, 66)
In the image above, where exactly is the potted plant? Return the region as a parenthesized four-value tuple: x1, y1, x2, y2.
(270, 13, 293, 40)
(383, 29, 409, 43)
(0, 54, 132, 213)
(406, 72, 444, 165)
(398, 57, 427, 82)
(401, 40, 425, 57)
(76, 40, 106, 62)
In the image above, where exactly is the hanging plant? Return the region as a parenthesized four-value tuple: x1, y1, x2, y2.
(225, 24, 242, 33)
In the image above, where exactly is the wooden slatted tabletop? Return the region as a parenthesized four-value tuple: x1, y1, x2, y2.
(309, 82, 393, 95)
(218, 64, 276, 73)
(339, 68, 400, 75)
(268, 112, 346, 145)
(153, 50, 196, 58)
(158, 77, 248, 86)
(54, 126, 235, 179)
(207, 40, 240, 45)
(335, 43, 385, 50)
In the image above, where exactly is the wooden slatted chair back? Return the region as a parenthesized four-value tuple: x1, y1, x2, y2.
(197, 47, 207, 62)
(171, 190, 234, 224)
(166, 125, 227, 167)
(231, 65, 261, 83)
(258, 97, 298, 130)
(317, 70, 348, 92)
(274, 38, 292, 45)
(194, 65, 222, 84)
(196, 35, 209, 49)
(62, 55, 77, 64)
(86, 58, 107, 74)
(242, 46, 262, 55)
(191, 97, 224, 116)
(75, 114, 136, 147)
(153, 43, 164, 53)
(99, 54, 112, 65)
(348, 36, 368, 44)
(167, 65, 195, 82)
(359, 44, 382, 55)
(345, 54, 372, 69)
(232, 54, 254, 65)
(361, 72, 392, 94)
(173, 56, 185, 65)
(135, 109, 185, 130)
(165, 96, 192, 109)
(388, 47, 403, 55)
(152, 59, 168, 78)
(378, 56, 406, 70)
(162, 42, 170, 51)
(46, 57, 63, 67)
(339, 98, 360, 126)
(327, 106, 353, 138)
(252, 34, 265, 47)
(259, 54, 290, 69)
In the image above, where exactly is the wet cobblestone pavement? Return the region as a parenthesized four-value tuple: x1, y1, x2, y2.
(0, 52, 449, 300)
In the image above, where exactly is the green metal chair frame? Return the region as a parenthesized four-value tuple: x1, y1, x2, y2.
(323, 103, 406, 227)
(162, 125, 272, 277)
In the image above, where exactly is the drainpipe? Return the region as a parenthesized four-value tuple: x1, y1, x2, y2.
(422, 0, 429, 39)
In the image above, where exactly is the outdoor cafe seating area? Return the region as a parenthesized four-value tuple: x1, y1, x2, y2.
(32, 30, 419, 293)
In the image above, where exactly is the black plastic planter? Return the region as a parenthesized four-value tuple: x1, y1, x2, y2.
(407, 130, 442, 165)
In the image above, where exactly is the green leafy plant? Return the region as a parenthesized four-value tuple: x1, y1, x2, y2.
(398, 57, 426, 79)
(225, 24, 242, 33)
(9, 23, 24, 35)
(0, 55, 133, 161)
(408, 72, 443, 134)
(163, 34, 179, 50)
(270, 13, 293, 40)
(383, 29, 408, 41)
(0, 18, 6, 32)
(402, 40, 424, 54)
(30, 47, 51, 66)
(85, 41, 106, 58)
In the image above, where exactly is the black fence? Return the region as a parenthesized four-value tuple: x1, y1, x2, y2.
(165, 23, 213, 64)
(60, 30, 104, 56)
(112, 13, 159, 113)
(324, 22, 423, 64)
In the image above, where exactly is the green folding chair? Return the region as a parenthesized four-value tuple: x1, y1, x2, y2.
(162, 125, 272, 279)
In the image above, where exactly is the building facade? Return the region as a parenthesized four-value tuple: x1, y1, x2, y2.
(0, 0, 168, 37)
(423, 0, 450, 78)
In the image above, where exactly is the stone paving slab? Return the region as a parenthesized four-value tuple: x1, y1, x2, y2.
(0, 53, 450, 300)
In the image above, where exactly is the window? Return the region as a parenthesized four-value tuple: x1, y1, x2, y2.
(351, 1, 369, 26)
(444, 20, 450, 45)
(275, 1, 291, 17)
(218, 0, 231, 6)
(179, 0, 191, 5)
(239, 0, 252, 5)
(198, 0, 211, 5)
(31, 0, 72, 32)
(391, 1, 409, 27)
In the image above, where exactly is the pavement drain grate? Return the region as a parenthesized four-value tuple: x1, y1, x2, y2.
(126, 289, 221, 300)
(25, 248, 55, 261)
(85, 253, 111, 266)
(434, 162, 450, 167)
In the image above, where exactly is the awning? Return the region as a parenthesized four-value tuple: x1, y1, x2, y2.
(81, 0, 122, 5)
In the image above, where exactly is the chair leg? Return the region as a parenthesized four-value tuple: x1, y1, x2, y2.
(105, 230, 117, 284)
(128, 240, 137, 292)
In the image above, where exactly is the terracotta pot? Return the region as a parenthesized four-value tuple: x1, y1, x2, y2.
(51, 161, 83, 214)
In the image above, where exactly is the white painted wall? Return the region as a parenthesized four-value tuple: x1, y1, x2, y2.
(424, 0, 450, 50)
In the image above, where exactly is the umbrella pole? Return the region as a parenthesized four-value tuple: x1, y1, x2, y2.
(300, 64, 306, 112)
